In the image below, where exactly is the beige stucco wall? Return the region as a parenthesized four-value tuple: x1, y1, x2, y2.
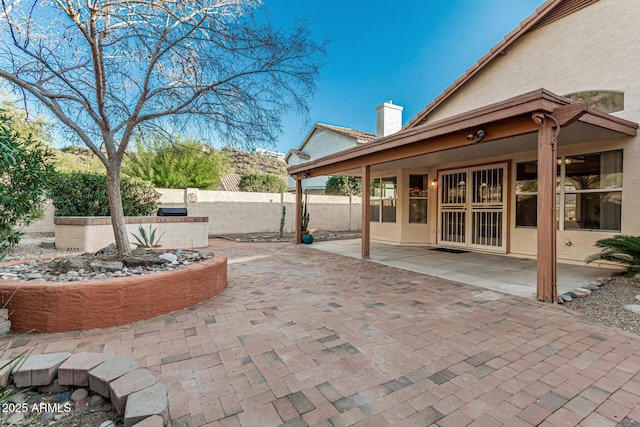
(55, 219, 209, 253)
(372, 0, 640, 262)
(25, 190, 362, 237)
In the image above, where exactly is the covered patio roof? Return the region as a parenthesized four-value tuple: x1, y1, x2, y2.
(289, 88, 637, 179)
(288, 88, 637, 303)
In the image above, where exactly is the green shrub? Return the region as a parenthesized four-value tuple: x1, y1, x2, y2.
(325, 176, 362, 196)
(586, 235, 640, 274)
(123, 138, 228, 190)
(49, 172, 159, 216)
(239, 173, 287, 193)
(0, 113, 55, 260)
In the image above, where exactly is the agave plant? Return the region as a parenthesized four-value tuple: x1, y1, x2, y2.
(586, 235, 640, 274)
(131, 224, 165, 248)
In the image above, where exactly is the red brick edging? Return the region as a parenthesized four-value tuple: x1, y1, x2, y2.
(0, 254, 227, 333)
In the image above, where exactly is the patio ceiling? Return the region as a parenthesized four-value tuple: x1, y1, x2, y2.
(288, 88, 638, 179)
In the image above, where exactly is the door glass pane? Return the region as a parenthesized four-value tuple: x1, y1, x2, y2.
(440, 211, 466, 243)
(472, 211, 502, 247)
(473, 168, 502, 204)
(442, 172, 466, 204)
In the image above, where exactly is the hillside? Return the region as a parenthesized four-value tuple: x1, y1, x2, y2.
(221, 147, 288, 176)
(50, 145, 288, 180)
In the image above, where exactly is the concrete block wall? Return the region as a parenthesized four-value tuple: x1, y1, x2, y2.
(24, 189, 362, 236)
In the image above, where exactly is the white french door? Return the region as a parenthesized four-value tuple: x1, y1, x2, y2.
(438, 163, 507, 252)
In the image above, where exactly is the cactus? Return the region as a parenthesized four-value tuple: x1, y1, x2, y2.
(301, 189, 310, 231)
(280, 205, 286, 237)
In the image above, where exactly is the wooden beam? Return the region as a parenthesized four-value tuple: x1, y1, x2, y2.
(552, 102, 587, 127)
(290, 116, 541, 180)
(295, 179, 302, 244)
(361, 165, 370, 258)
(536, 116, 557, 302)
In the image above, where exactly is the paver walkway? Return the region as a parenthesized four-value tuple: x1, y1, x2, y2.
(4, 238, 640, 427)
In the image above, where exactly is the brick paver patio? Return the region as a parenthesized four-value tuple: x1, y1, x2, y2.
(5, 238, 640, 426)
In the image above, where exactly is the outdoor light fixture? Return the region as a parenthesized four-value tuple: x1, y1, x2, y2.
(303, 171, 311, 178)
(431, 179, 437, 187)
(466, 129, 486, 143)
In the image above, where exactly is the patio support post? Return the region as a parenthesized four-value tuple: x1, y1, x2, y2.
(534, 113, 558, 302)
(362, 165, 371, 258)
(295, 178, 302, 244)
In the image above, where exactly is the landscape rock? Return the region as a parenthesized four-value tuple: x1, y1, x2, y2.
(90, 261, 124, 273)
(560, 294, 572, 302)
(71, 387, 89, 402)
(158, 253, 178, 263)
(40, 237, 56, 248)
(95, 243, 117, 256)
(123, 257, 167, 268)
(625, 305, 640, 315)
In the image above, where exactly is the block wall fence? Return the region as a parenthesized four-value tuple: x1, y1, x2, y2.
(26, 189, 363, 235)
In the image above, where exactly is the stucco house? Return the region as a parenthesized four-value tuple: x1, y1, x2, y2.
(289, 0, 639, 301)
(286, 103, 403, 192)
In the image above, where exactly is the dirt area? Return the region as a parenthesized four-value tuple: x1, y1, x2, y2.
(214, 230, 361, 243)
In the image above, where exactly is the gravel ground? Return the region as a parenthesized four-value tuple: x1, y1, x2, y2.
(564, 274, 640, 335)
(214, 230, 361, 243)
(5, 233, 80, 261)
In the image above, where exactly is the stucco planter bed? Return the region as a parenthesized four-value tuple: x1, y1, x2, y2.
(0, 252, 227, 333)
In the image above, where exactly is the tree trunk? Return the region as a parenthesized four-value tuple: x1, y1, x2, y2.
(106, 164, 131, 255)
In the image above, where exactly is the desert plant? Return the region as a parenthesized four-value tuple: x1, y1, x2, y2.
(239, 173, 288, 193)
(301, 190, 310, 232)
(48, 172, 159, 217)
(280, 206, 286, 238)
(123, 137, 229, 190)
(586, 235, 640, 274)
(131, 225, 165, 248)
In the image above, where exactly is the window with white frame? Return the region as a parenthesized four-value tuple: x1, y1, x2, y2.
(515, 150, 623, 231)
(370, 177, 397, 223)
(408, 174, 428, 224)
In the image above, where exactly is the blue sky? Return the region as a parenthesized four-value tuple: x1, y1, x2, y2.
(265, 0, 546, 155)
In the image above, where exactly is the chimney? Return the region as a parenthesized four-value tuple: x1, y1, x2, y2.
(376, 100, 403, 138)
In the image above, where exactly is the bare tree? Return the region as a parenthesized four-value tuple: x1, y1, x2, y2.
(0, 0, 325, 254)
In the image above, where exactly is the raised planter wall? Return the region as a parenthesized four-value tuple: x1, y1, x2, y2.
(0, 253, 227, 333)
(54, 216, 209, 253)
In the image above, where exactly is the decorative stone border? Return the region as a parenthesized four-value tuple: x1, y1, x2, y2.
(2, 352, 167, 426)
(0, 253, 227, 333)
(557, 276, 611, 303)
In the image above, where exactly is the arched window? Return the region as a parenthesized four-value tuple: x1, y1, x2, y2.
(564, 91, 624, 114)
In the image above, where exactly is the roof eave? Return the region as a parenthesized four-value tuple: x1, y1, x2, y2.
(288, 88, 637, 178)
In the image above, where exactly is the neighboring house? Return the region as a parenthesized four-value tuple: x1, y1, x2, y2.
(289, 0, 640, 301)
(286, 117, 388, 192)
